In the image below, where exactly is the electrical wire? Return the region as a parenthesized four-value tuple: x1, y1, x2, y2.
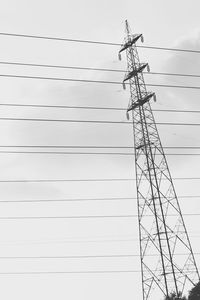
(0, 151, 200, 156)
(0, 213, 199, 220)
(1, 73, 200, 91)
(0, 253, 199, 259)
(0, 195, 199, 203)
(1, 60, 200, 79)
(0, 269, 197, 275)
(1, 117, 200, 127)
(1, 102, 200, 115)
(0, 145, 136, 149)
(0, 254, 145, 259)
(0, 178, 199, 183)
(0, 103, 200, 115)
(0, 270, 139, 275)
(0, 145, 199, 149)
(0, 117, 132, 123)
(0, 237, 139, 245)
(1, 235, 200, 246)
(0, 32, 199, 54)
(0, 215, 139, 220)
(0, 197, 136, 203)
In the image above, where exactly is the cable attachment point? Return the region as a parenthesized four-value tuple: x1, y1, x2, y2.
(123, 63, 150, 82)
(126, 111, 130, 120)
(126, 92, 156, 119)
(118, 33, 144, 60)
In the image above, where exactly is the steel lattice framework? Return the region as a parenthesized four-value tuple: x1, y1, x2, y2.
(119, 20, 200, 300)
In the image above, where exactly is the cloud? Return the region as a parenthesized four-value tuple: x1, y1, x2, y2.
(151, 31, 200, 156)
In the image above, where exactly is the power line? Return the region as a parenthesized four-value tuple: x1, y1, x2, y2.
(0, 103, 200, 115)
(0, 253, 200, 259)
(0, 269, 197, 275)
(0, 32, 200, 54)
(0, 145, 200, 150)
(0, 235, 199, 246)
(0, 213, 199, 220)
(0, 254, 140, 259)
(1, 73, 200, 90)
(0, 215, 139, 220)
(0, 32, 121, 45)
(0, 197, 135, 203)
(0, 151, 136, 155)
(0, 195, 199, 203)
(0, 145, 136, 149)
(0, 61, 123, 72)
(0, 117, 131, 123)
(0, 177, 199, 183)
(0, 270, 139, 275)
(0, 270, 198, 275)
(0, 237, 139, 245)
(1, 116, 200, 127)
(1, 60, 200, 79)
(0, 102, 127, 111)
(0, 178, 134, 183)
(148, 71, 200, 78)
(0, 151, 200, 156)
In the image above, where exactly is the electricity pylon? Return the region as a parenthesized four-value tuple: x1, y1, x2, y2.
(119, 20, 200, 300)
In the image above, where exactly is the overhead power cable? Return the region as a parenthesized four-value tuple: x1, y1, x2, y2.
(0, 213, 199, 220)
(1, 117, 200, 127)
(0, 32, 200, 54)
(0, 253, 200, 259)
(0, 215, 139, 220)
(0, 145, 200, 150)
(0, 270, 139, 275)
(0, 254, 136, 259)
(0, 254, 144, 259)
(0, 270, 198, 275)
(0, 151, 200, 156)
(1, 61, 200, 79)
(1, 235, 200, 245)
(0, 197, 136, 203)
(1, 73, 200, 90)
(0, 103, 200, 115)
(0, 177, 199, 183)
(0, 237, 140, 245)
(0, 195, 199, 203)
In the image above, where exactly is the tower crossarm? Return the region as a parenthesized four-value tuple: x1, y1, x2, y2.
(123, 63, 150, 83)
(118, 33, 143, 60)
(126, 92, 156, 120)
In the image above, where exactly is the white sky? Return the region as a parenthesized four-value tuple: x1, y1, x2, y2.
(0, 0, 200, 299)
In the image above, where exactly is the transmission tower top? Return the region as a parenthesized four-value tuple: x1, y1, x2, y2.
(118, 20, 144, 61)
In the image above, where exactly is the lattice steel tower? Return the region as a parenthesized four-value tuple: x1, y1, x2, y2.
(119, 20, 199, 300)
